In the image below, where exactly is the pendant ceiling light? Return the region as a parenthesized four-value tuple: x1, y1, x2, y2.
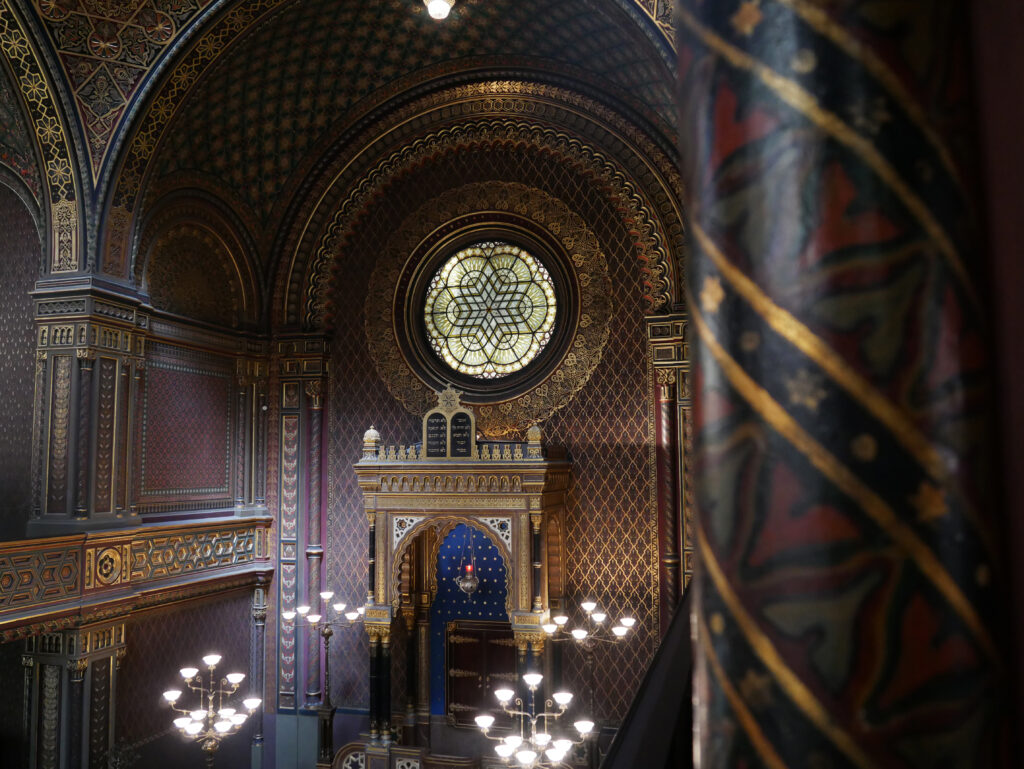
(424, 0, 455, 20)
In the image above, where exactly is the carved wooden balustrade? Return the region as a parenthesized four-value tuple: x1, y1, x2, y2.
(0, 515, 272, 642)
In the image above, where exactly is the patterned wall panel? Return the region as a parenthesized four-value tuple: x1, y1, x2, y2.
(0, 187, 40, 540)
(116, 591, 252, 768)
(324, 147, 655, 721)
(0, 59, 41, 203)
(138, 352, 232, 505)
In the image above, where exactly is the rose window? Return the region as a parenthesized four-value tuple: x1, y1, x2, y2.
(423, 241, 557, 378)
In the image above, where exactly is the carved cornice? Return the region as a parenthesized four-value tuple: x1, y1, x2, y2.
(0, 516, 272, 641)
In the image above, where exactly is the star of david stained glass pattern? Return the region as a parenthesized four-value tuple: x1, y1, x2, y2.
(424, 242, 556, 378)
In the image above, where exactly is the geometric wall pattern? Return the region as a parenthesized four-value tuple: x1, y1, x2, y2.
(140, 360, 232, 500)
(32, 0, 214, 178)
(0, 188, 40, 541)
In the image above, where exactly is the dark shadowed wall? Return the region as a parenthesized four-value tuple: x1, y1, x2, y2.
(0, 185, 40, 541)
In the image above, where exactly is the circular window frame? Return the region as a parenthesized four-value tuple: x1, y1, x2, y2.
(397, 215, 579, 402)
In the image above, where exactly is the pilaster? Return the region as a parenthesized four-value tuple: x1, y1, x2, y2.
(28, 285, 147, 536)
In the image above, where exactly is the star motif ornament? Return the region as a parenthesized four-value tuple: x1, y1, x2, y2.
(424, 242, 556, 379)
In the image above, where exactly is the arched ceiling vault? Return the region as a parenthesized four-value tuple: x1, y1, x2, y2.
(264, 78, 685, 329)
(94, 0, 677, 291)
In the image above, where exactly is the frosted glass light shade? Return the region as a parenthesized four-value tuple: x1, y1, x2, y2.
(202, 653, 221, 667)
(475, 714, 495, 729)
(495, 688, 514, 703)
(425, 0, 453, 20)
(162, 689, 181, 702)
(580, 601, 597, 613)
(575, 720, 595, 735)
(226, 673, 245, 685)
(243, 697, 262, 710)
(180, 667, 199, 679)
(522, 672, 543, 688)
(553, 691, 573, 706)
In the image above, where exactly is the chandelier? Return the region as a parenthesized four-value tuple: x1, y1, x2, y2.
(161, 654, 261, 767)
(542, 600, 636, 648)
(424, 0, 455, 20)
(474, 672, 594, 767)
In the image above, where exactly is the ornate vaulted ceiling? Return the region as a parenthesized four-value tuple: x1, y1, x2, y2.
(1, 0, 680, 322)
(148, 0, 675, 225)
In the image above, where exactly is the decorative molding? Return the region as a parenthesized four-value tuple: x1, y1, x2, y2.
(364, 182, 612, 437)
(0, 517, 271, 640)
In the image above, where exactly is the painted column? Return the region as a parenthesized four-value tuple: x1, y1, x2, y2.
(304, 379, 324, 706)
(75, 350, 94, 516)
(679, 1, 1007, 766)
(250, 581, 268, 767)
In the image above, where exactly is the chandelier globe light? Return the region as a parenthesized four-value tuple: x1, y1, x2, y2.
(162, 653, 261, 768)
(475, 672, 594, 767)
(424, 0, 455, 20)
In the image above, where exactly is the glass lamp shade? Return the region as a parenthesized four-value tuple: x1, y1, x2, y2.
(612, 626, 628, 637)
(345, 611, 359, 621)
(522, 672, 543, 688)
(580, 601, 597, 613)
(226, 673, 245, 685)
(214, 721, 232, 733)
(180, 667, 199, 679)
(319, 591, 334, 601)
(162, 689, 181, 702)
(504, 735, 523, 749)
(571, 629, 588, 640)
(591, 612, 607, 624)
(306, 614, 322, 624)
(425, 0, 453, 19)
(190, 710, 207, 721)
(173, 717, 191, 729)
(495, 688, 515, 703)
(546, 748, 567, 762)
(542, 623, 557, 634)
(218, 708, 236, 718)
(243, 697, 262, 711)
(554, 739, 573, 751)
(185, 722, 203, 735)
(333, 603, 347, 613)
(621, 617, 636, 627)
(230, 714, 247, 725)
(282, 611, 296, 621)
(534, 733, 552, 746)
(202, 653, 221, 667)
(575, 720, 595, 735)
(357, 607, 365, 615)
(495, 744, 515, 758)
(553, 691, 573, 707)
(516, 750, 537, 765)
(553, 615, 569, 626)
(296, 605, 311, 616)
(475, 714, 495, 729)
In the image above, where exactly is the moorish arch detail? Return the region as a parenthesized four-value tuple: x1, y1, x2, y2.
(274, 79, 682, 328)
(292, 104, 683, 331)
(363, 181, 612, 437)
(1, 0, 81, 273)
